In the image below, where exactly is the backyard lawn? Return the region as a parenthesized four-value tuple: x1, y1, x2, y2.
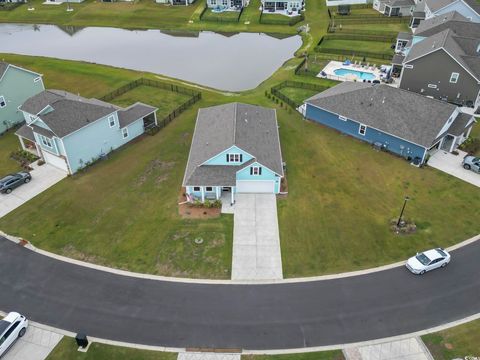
(201, 9, 241, 22)
(0, 130, 22, 175)
(422, 319, 480, 360)
(277, 86, 319, 105)
(47, 338, 177, 360)
(109, 85, 191, 120)
(318, 39, 394, 55)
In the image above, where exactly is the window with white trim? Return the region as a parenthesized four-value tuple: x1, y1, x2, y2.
(108, 115, 116, 128)
(206, 186, 213, 191)
(0, 96, 5, 108)
(41, 135, 52, 148)
(226, 153, 242, 163)
(404, 64, 413, 69)
(449, 72, 459, 83)
(338, 115, 347, 121)
(193, 186, 200, 191)
(34, 77, 41, 83)
(122, 128, 129, 139)
(428, 84, 437, 89)
(250, 166, 262, 176)
(359, 124, 367, 136)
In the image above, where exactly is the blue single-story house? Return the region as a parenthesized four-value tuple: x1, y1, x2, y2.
(15, 89, 157, 174)
(304, 82, 475, 164)
(182, 103, 284, 204)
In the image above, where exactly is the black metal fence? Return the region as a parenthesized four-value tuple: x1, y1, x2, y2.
(0, 1, 23, 10)
(259, 11, 304, 26)
(100, 77, 201, 131)
(331, 16, 410, 24)
(323, 32, 397, 43)
(294, 58, 318, 77)
(199, 3, 244, 23)
(271, 81, 329, 109)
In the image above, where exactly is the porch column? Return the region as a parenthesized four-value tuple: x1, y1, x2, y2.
(231, 187, 234, 205)
(19, 136, 27, 151)
(449, 136, 457, 153)
(466, 126, 473, 139)
(201, 186, 205, 203)
(216, 187, 220, 200)
(153, 111, 158, 126)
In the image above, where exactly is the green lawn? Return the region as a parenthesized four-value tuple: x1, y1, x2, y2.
(277, 87, 319, 105)
(318, 39, 393, 55)
(47, 338, 178, 360)
(335, 22, 410, 34)
(422, 319, 480, 360)
(0, 130, 22, 175)
(243, 350, 344, 360)
(201, 9, 240, 22)
(260, 12, 302, 25)
(109, 85, 191, 120)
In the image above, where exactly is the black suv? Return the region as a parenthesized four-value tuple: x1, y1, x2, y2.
(0, 172, 32, 194)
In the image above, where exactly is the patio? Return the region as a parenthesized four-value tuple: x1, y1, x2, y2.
(427, 149, 480, 188)
(317, 60, 384, 82)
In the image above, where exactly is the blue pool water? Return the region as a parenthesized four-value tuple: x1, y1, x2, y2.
(334, 68, 376, 80)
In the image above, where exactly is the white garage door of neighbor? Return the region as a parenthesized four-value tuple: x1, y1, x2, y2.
(236, 180, 275, 193)
(43, 152, 69, 173)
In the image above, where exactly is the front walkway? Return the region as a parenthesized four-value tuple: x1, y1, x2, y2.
(178, 352, 240, 360)
(0, 162, 67, 218)
(344, 337, 434, 360)
(232, 194, 283, 281)
(3, 324, 63, 360)
(427, 150, 480, 188)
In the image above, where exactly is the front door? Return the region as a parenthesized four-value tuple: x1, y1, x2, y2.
(440, 135, 454, 152)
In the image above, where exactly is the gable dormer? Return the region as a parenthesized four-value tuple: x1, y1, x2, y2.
(202, 145, 254, 166)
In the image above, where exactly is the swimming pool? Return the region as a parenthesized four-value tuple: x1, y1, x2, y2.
(334, 68, 376, 81)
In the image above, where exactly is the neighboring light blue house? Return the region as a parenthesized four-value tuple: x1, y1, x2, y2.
(304, 82, 475, 164)
(423, 0, 480, 22)
(15, 89, 157, 174)
(182, 103, 284, 205)
(0, 62, 44, 135)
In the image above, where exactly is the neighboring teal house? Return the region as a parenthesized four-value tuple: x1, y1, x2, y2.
(182, 103, 284, 205)
(0, 62, 44, 135)
(15, 89, 157, 174)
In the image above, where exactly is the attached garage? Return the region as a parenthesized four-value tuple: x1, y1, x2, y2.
(42, 151, 69, 173)
(236, 180, 275, 193)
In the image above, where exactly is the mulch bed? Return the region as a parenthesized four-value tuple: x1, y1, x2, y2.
(178, 191, 221, 219)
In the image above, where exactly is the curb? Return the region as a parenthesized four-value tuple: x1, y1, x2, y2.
(2, 231, 479, 285)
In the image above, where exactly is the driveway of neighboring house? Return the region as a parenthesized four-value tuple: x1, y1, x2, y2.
(232, 193, 283, 281)
(0, 162, 67, 218)
(427, 150, 480, 188)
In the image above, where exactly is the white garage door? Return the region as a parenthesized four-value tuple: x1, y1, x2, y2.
(236, 180, 275, 193)
(43, 151, 69, 173)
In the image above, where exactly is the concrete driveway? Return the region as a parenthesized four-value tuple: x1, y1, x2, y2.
(428, 150, 480, 188)
(232, 194, 283, 281)
(0, 162, 67, 218)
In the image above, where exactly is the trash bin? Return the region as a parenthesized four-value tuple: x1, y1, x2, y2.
(75, 333, 88, 348)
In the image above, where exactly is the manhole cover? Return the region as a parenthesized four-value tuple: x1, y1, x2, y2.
(194, 238, 204, 245)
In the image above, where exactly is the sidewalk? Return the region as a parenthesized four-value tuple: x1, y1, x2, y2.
(343, 337, 434, 360)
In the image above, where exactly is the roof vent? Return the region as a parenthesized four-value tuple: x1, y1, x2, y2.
(245, 118, 248, 123)
(382, 97, 386, 104)
(206, 142, 209, 146)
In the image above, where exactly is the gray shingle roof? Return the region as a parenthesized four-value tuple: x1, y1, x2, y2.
(30, 124, 55, 138)
(20, 90, 119, 138)
(414, 11, 480, 38)
(305, 83, 457, 148)
(448, 112, 474, 135)
(118, 103, 157, 128)
(386, 0, 415, 7)
(187, 159, 256, 186)
(392, 53, 406, 64)
(15, 124, 35, 142)
(397, 32, 413, 41)
(425, 0, 456, 13)
(183, 103, 283, 186)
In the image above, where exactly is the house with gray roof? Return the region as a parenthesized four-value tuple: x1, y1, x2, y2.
(0, 62, 44, 135)
(423, 0, 480, 22)
(373, 0, 415, 16)
(392, 12, 480, 110)
(304, 82, 475, 164)
(182, 103, 284, 204)
(15, 89, 157, 174)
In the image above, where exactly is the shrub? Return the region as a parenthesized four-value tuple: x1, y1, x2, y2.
(459, 137, 480, 155)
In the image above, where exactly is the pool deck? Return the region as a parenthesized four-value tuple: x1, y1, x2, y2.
(318, 60, 383, 82)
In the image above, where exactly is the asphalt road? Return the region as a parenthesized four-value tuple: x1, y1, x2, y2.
(1, 237, 479, 350)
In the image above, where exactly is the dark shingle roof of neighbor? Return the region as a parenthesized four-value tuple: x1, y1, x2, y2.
(404, 28, 480, 80)
(15, 124, 35, 142)
(412, 11, 426, 17)
(448, 112, 475, 136)
(392, 53, 406, 64)
(397, 32, 413, 40)
(0, 62, 8, 79)
(183, 103, 283, 186)
(118, 103, 157, 128)
(414, 11, 480, 38)
(305, 83, 458, 148)
(425, 0, 480, 13)
(20, 90, 157, 138)
(387, 0, 415, 7)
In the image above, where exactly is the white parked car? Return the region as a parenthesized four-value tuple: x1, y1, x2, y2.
(0, 312, 28, 357)
(406, 248, 451, 275)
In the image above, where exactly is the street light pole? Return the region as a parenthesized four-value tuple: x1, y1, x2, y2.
(397, 196, 410, 227)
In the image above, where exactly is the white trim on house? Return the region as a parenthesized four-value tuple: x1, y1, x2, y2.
(450, 72, 459, 83)
(108, 115, 116, 128)
(358, 123, 367, 136)
(199, 144, 257, 168)
(338, 115, 347, 121)
(122, 127, 129, 139)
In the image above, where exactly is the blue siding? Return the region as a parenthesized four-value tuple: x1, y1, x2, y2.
(204, 145, 254, 166)
(185, 186, 221, 200)
(62, 114, 144, 173)
(236, 161, 281, 194)
(305, 104, 427, 162)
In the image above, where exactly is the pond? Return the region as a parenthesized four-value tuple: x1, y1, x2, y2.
(0, 24, 302, 91)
